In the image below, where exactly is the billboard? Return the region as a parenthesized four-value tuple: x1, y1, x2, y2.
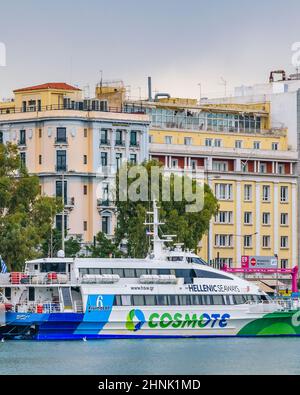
(241, 256, 278, 269)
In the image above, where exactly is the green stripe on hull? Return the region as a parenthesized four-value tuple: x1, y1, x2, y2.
(238, 311, 300, 336)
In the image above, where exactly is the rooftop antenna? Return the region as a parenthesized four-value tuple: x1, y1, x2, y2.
(220, 77, 227, 97)
(99, 70, 103, 90)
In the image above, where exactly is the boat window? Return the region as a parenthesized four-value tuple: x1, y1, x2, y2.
(114, 295, 122, 306)
(135, 269, 148, 277)
(112, 268, 124, 277)
(194, 269, 233, 280)
(101, 268, 113, 275)
(178, 295, 191, 305)
(168, 295, 179, 305)
(156, 295, 168, 305)
(202, 295, 211, 305)
(223, 295, 232, 305)
(121, 295, 132, 306)
(211, 295, 224, 305)
(144, 295, 156, 306)
(124, 269, 135, 277)
(187, 257, 207, 265)
(167, 256, 184, 261)
(158, 269, 171, 275)
(233, 295, 246, 304)
(150, 269, 159, 275)
(40, 262, 66, 273)
(80, 268, 89, 275)
(132, 295, 145, 306)
(190, 295, 201, 305)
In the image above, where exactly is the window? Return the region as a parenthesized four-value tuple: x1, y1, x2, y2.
(39, 129, 42, 138)
(205, 138, 213, 147)
(83, 221, 88, 232)
(281, 259, 288, 269)
(241, 161, 248, 172)
(278, 164, 285, 174)
(215, 211, 233, 224)
(56, 214, 67, 232)
(215, 234, 233, 248)
(129, 154, 137, 165)
(149, 135, 153, 143)
(244, 235, 252, 248)
(253, 141, 260, 150)
(101, 152, 108, 167)
(102, 216, 110, 235)
(56, 180, 67, 204)
(83, 155, 87, 165)
(130, 131, 138, 146)
(280, 186, 288, 203)
(39, 155, 42, 165)
(165, 136, 172, 144)
(280, 236, 288, 249)
(215, 184, 233, 200)
(262, 212, 270, 225)
(116, 153, 122, 170)
(84, 128, 88, 138)
(244, 212, 252, 225)
(262, 235, 271, 248)
(83, 185, 88, 195)
(244, 184, 252, 201)
(259, 163, 267, 173)
(235, 140, 242, 149)
(100, 129, 108, 144)
(280, 213, 288, 226)
(56, 150, 67, 171)
(171, 159, 178, 168)
(19, 130, 26, 145)
(262, 185, 270, 202)
(191, 160, 197, 170)
(184, 137, 192, 145)
(214, 139, 222, 147)
(272, 142, 278, 151)
(56, 127, 67, 143)
(115, 130, 123, 145)
(0, 131, 3, 144)
(20, 152, 26, 168)
(28, 287, 35, 302)
(212, 161, 228, 171)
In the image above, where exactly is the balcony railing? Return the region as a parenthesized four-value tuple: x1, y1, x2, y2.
(0, 103, 147, 116)
(55, 137, 68, 145)
(130, 141, 139, 147)
(97, 199, 114, 207)
(100, 139, 110, 146)
(18, 140, 26, 146)
(115, 140, 125, 147)
(55, 165, 68, 172)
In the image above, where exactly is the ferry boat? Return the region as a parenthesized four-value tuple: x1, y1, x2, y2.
(0, 202, 299, 340)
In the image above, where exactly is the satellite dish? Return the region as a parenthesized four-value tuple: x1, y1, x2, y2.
(57, 250, 65, 258)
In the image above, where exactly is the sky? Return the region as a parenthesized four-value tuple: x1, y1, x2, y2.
(1, 0, 300, 100)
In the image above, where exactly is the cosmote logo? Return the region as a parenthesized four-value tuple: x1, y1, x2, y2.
(126, 309, 146, 332)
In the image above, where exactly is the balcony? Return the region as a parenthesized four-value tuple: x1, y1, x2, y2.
(100, 139, 110, 146)
(55, 137, 68, 145)
(115, 140, 125, 147)
(130, 141, 140, 148)
(97, 199, 115, 209)
(55, 165, 68, 172)
(18, 140, 27, 147)
(65, 197, 75, 208)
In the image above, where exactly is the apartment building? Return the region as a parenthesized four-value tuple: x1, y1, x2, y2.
(0, 82, 150, 243)
(124, 93, 298, 269)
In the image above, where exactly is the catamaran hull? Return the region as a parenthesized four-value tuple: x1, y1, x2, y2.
(2, 308, 300, 340)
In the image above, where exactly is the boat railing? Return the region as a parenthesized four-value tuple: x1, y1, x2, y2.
(246, 298, 300, 313)
(74, 301, 84, 313)
(5, 302, 64, 314)
(0, 272, 70, 286)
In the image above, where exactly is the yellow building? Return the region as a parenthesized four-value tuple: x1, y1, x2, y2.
(124, 97, 298, 269)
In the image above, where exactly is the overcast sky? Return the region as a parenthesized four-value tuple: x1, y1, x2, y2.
(1, 0, 300, 100)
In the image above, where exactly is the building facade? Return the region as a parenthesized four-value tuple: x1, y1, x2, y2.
(124, 96, 298, 269)
(0, 83, 150, 245)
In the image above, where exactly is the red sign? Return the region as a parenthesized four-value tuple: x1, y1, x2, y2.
(250, 257, 256, 267)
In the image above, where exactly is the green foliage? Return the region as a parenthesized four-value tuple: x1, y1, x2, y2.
(41, 228, 82, 258)
(0, 143, 62, 270)
(87, 232, 122, 258)
(115, 160, 219, 258)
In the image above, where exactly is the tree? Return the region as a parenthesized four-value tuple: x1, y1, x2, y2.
(87, 232, 122, 258)
(115, 160, 219, 258)
(41, 228, 82, 258)
(0, 143, 62, 270)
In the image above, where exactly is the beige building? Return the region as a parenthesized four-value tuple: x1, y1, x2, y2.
(0, 82, 150, 245)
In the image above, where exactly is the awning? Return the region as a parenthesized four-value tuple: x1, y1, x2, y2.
(260, 279, 285, 287)
(253, 281, 275, 294)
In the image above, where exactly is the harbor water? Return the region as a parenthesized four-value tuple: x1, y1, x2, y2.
(0, 338, 299, 375)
